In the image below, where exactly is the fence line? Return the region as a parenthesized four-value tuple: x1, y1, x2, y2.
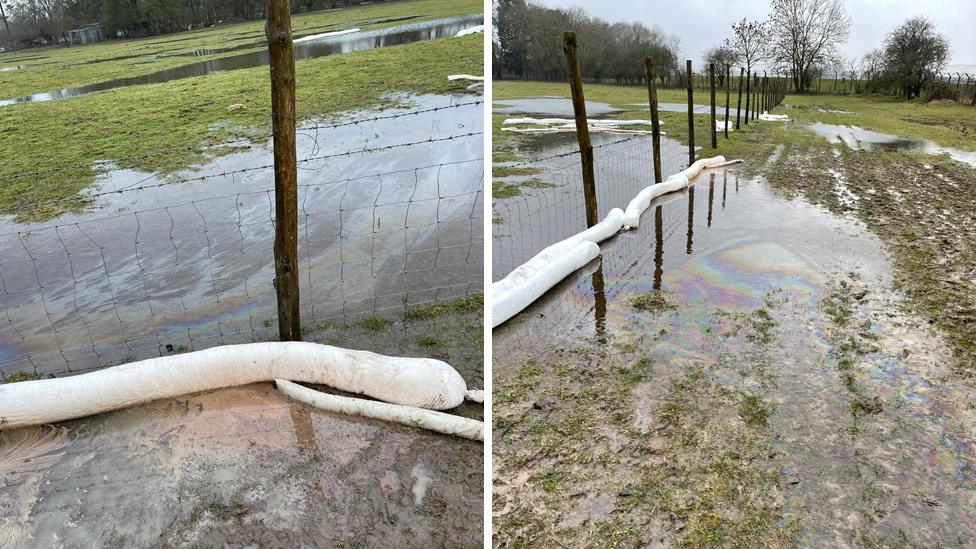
(0, 100, 484, 381)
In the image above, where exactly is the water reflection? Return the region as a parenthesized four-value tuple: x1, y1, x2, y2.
(592, 262, 607, 345)
(707, 173, 715, 227)
(0, 14, 482, 106)
(653, 205, 663, 290)
(289, 401, 319, 456)
(686, 186, 695, 255)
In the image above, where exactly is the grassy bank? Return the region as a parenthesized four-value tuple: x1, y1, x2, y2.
(0, 0, 481, 99)
(0, 32, 482, 220)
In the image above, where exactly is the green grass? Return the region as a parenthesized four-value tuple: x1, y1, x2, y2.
(2, 371, 41, 383)
(355, 315, 393, 331)
(631, 289, 676, 313)
(0, 30, 482, 220)
(0, 0, 481, 98)
(403, 293, 483, 321)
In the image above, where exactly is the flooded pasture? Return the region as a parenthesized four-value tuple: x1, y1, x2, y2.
(0, 94, 484, 382)
(804, 122, 976, 167)
(0, 14, 483, 106)
(492, 129, 976, 545)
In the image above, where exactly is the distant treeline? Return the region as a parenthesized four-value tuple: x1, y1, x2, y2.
(1, 0, 395, 45)
(493, 0, 681, 84)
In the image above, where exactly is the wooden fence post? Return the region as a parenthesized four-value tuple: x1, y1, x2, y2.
(644, 56, 662, 183)
(709, 63, 717, 148)
(686, 59, 695, 165)
(564, 31, 598, 228)
(736, 67, 744, 130)
(724, 65, 730, 138)
(266, 0, 301, 341)
(745, 67, 752, 126)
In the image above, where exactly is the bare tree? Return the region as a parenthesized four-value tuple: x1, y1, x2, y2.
(769, 0, 850, 92)
(882, 16, 949, 100)
(703, 44, 739, 85)
(725, 18, 767, 81)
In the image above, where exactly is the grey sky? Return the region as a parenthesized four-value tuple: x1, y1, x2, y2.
(531, 0, 976, 69)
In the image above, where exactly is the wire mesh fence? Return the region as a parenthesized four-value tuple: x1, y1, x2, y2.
(0, 97, 484, 380)
(492, 134, 688, 280)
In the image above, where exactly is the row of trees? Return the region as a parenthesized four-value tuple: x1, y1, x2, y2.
(0, 0, 386, 45)
(493, 0, 680, 84)
(706, 1, 953, 100)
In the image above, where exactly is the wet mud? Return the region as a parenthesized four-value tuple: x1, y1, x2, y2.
(0, 383, 482, 547)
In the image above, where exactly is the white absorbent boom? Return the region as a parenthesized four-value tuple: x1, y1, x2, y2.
(0, 342, 474, 432)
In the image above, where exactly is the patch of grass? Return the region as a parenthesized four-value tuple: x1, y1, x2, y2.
(355, 315, 392, 332)
(493, 181, 522, 199)
(3, 371, 40, 383)
(403, 292, 482, 321)
(747, 308, 776, 344)
(737, 394, 771, 427)
(618, 357, 653, 388)
(528, 470, 563, 493)
(520, 178, 556, 189)
(631, 289, 676, 313)
(416, 334, 443, 348)
(493, 166, 542, 178)
(0, 27, 483, 220)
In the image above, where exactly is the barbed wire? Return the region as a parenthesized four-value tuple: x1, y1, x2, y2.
(0, 136, 483, 380)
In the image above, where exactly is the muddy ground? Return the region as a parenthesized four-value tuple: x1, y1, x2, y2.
(492, 106, 976, 546)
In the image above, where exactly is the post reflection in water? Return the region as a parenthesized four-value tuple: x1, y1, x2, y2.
(289, 402, 320, 456)
(722, 171, 727, 209)
(686, 186, 695, 255)
(707, 173, 715, 227)
(653, 205, 664, 290)
(591, 261, 607, 344)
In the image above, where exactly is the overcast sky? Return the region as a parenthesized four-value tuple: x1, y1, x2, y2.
(531, 0, 976, 70)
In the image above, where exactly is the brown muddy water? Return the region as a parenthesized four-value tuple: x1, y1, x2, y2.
(0, 14, 483, 106)
(0, 94, 483, 382)
(0, 383, 483, 547)
(492, 136, 976, 545)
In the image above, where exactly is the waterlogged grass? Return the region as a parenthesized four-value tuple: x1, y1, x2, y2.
(0, 32, 483, 220)
(403, 292, 483, 321)
(781, 93, 976, 151)
(2, 371, 41, 383)
(631, 289, 676, 313)
(0, 0, 481, 98)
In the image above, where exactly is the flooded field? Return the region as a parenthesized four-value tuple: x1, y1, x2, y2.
(494, 97, 744, 118)
(804, 122, 976, 167)
(0, 94, 483, 380)
(492, 118, 976, 546)
(0, 15, 482, 106)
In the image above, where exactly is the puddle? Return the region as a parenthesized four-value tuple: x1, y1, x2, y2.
(0, 382, 482, 546)
(0, 14, 483, 106)
(0, 66, 23, 72)
(805, 122, 976, 167)
(493, 139, 976, 543)
(0, 94, 483, 380)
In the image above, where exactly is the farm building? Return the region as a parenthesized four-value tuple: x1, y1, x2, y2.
(66, 23, 104, 46)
